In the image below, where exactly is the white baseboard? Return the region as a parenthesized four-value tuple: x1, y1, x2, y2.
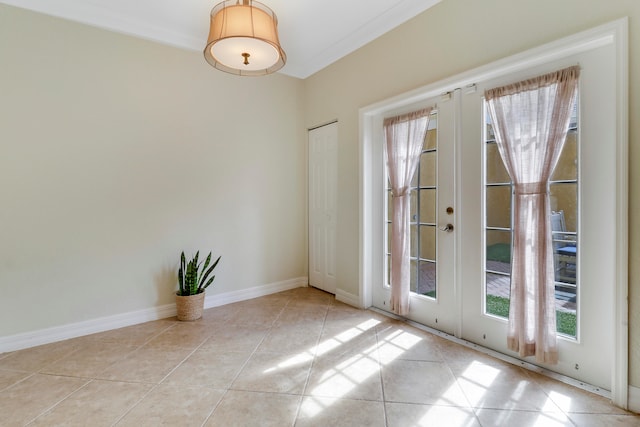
(628, 385, 640, 413)
(204, 277, 308, 308)
(335, 288, 361, 308)
(0, 277, 308, 354)
(0, 304, 177, 354)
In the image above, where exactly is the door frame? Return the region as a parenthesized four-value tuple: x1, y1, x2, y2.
(359, 19, 628, 407)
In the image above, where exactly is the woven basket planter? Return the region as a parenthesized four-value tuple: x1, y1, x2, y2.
(175, 292, 205, 321)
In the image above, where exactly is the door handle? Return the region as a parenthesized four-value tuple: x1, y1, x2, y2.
(439, 223, 454, 232)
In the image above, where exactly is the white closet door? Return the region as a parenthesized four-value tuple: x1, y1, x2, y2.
(309, 122, 337, 294)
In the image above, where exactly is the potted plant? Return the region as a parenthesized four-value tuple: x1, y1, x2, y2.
(176, 251, 221, 321)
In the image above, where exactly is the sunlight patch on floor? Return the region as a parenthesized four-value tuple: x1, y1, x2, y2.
(534, 412, 573, 426)
(548, 390, 572, 409)
(310, 352, 379, 397)
(457, 361, 501, 397)
(310, 320, 382, 400)
(416, 405, 478, 427)
(432, 361, 499, 408)
(263, 352, 314, 374)
(299, 396, 325, 419)
(487, 409, 571, 426)
(315, 319, 380, 357)
(377, 328, 423, 365)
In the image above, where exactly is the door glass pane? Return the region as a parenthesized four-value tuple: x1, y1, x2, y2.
(419, 225, 436, 261)
(411, 167, 418, 187)
(485, 116, 512, 319)
(485, 228, 511, 319)
(419, 152, 436, 187)
(486, 186, 511, 229)
(424, 127, 437, 150)
(410, 191, 418, 222)
(387, 190, 392, 223)
(550, 122, 578, 322)
(486, 230, 512, 273)
(486, 273, 511, 318)
(418, 261, 436, 297)
(409, 259, 418, 293)
(410, 224, 418, 258)
(486, 142, 510, 184)
(550, 183, 577, 233)
(551, 130, 577, 181)
(385, 111, 438, 300)
(483, 100, 578, 338)
(419, 189, 436, 224)
(416, 112, 438, 299)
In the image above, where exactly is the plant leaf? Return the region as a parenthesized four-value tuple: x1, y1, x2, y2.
(186, 257, 199, 295)
(198, 255, 220, 292)
(198, 252, 212, 289)
(179, 251, 186, 295)
(201, 275, 215, 292)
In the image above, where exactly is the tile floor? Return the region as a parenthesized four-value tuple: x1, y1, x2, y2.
(0, 287, 638, 426)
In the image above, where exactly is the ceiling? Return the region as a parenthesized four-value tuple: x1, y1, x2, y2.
(1, 0, 441, 79)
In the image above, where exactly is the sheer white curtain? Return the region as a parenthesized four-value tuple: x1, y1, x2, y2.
(485, 66, 579, 364)
(384, 108, 433, 316)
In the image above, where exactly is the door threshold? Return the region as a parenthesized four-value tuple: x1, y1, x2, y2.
(369, 306, 610, 400)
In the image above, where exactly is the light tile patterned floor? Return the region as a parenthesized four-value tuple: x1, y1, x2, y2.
(0, 287, 637, 426)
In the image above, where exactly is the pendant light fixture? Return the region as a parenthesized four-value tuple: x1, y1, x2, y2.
(204, 0, 286, 76)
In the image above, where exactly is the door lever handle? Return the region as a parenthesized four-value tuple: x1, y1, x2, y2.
(439, 223, 454, 232)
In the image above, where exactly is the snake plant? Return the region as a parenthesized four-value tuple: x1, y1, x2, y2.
(177, 251, 221, 296)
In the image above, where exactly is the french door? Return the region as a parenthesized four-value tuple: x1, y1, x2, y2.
(373, 96, 458, 335)
(367, 22, 626, 392)
(458, 43, 618, 389)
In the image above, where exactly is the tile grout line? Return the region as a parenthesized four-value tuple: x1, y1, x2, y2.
(110, 322, 203, 426)
(110, 382, 160, 427)
(14, 328, 164, 427)
(291, 297, 331, 426)
(373, 324, 390, 427)
(111, 319, 235, 426)
(37, 343, 86, 374)
(0, 371, 36, 394)
(440, 347, 476, 418)
(201, 297, 292, 427)
(516, 365, 575, 420)
(22, 377, 93, 426)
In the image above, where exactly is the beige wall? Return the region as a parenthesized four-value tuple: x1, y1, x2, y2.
(303, 0, 640, 384)
(0, 5, 306, 336)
